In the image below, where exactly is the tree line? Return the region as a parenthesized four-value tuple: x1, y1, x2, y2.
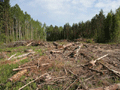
(0, 0, 46, 43)
(1, 0, 120, 43)
(46, 8, 120, 43)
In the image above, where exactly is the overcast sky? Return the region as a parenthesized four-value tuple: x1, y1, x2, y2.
(10, 0, 120, 26)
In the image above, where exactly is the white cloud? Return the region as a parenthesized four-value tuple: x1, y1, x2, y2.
(11, 0, 120, 26)
(95, 0, 120, 14)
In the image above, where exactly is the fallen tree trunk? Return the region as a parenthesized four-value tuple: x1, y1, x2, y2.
(63, 43, 74, 49)
(13, 66, 37, 71)
(50, 50, 62, 54)
(9, 69, 27, 81)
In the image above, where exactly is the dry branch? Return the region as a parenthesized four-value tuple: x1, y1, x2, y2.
(89, 54, 108, 66)
(66, 79, 78, 90)
(89, 83, 120, 90)
(100, 62, 120, 78)
(9, 69, 27, 81)
(26, 42, 32, 46)
(13, 66, 37, 71)
(76, 75, 94, 90)
(8, 53, 16, 60)
(19, 73, 48, 90)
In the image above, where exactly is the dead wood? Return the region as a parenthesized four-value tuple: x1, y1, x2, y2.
(41, 63, 50, 66)
(13, 66, 37, 71)
(53, 42, 60, 46)
(76, 75, 94, 90)
(50, 50, 62, 54)
(66, 79, 78, 90)
(69, 44, 83, 58)
(12, 57, 28, 64)
(18, 73, 49, 90)
(89, 83, 120, 90)
(67, 69, 77, 77)
(26, 42, 32, 46)
(63, 43, 74, 49)
(13, 52, 35, 59)
(89, 54, 108, 66)
(9, 69, 27, 81)
(88, 68, 104, 74)
(8, 53, 16, 60)
(95, 64, 103, 71)
(100, 62, 120, 78)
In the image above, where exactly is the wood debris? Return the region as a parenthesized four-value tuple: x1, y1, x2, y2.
(9, 69, 27, 81)
(7, 53, 16, 60)
(2, 41, 120, 90)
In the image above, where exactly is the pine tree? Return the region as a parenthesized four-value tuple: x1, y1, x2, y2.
(113, 7, 120, 43)
(104, 10, 113, 42)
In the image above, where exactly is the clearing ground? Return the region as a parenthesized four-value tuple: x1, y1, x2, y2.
(0, 40, 120, 90)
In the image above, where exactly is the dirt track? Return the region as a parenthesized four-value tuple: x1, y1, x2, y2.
(1, 41, 120, 90)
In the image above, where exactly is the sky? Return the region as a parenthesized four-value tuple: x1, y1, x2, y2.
(10, 0, 120, 27)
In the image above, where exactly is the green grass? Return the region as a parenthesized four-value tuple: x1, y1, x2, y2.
(0, 57, 36, 90)
(0, 45, 45, 90)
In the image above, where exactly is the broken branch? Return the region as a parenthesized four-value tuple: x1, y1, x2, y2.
(13, 52, 35, 59)
(8, 53, 16, 60)
(18, 73, 49, 90)
(26, 42, 32, 46)
(90, 54, 108, 66)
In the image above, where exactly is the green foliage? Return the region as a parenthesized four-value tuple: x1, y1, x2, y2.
(0, 1, 46, 43)
(1, 1, 120, 44)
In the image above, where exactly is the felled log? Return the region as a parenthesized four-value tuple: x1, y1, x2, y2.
(50, 50, 62, 54)
(89, 83, 120, 90)
(63, 43, 74, 49)
(13, 66, 37, 71)
(9, 69, 27, 81)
